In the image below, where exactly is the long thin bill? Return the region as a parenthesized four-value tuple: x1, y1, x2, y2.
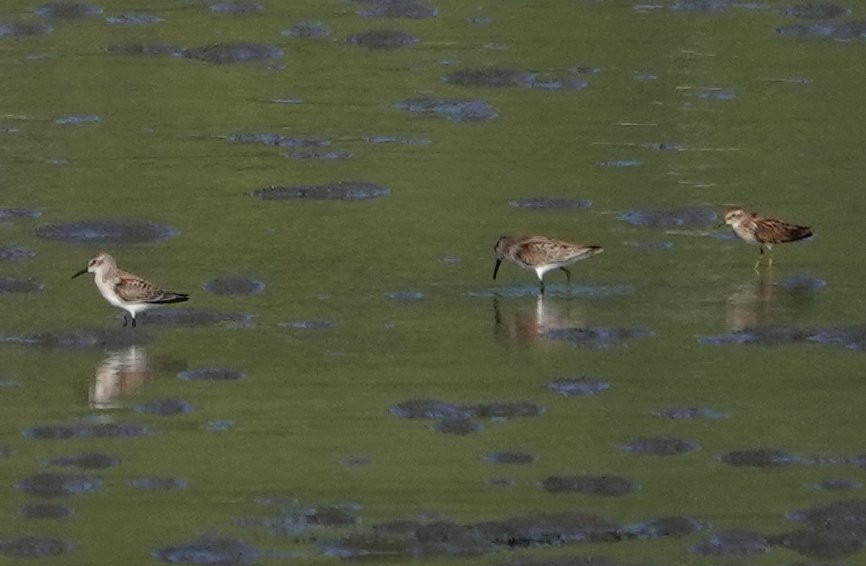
(71, 268, 87, 279)
(492, 259, 502, 280)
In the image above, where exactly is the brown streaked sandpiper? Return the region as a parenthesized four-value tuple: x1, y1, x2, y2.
(721, 208, 812, 270)
(493, 235, 603, 294)
(72, 252, 189, 327)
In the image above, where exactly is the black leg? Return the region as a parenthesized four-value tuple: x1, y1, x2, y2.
(131, 316, 137, 328)
(560, 267, 572, 284)
(122, 313, 128, 327)
(539, 280, 545, 295)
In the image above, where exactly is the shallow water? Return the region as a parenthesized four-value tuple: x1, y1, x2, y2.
(2, 0, 866, 564)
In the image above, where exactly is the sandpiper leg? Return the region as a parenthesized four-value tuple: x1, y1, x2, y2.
(131, 316, 137, 328)
(753, 248, 764, 271)
(560, 267, 572, 284)
(122, 313, 128, 327)
(539, 280, 545, 295)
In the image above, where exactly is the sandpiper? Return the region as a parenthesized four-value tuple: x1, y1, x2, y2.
(721, 208, 812, 270)
(493, 235, 603, 293)
(72, 252, 189, 327)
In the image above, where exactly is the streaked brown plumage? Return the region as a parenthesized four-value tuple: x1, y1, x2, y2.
(493, 235, 603, 293)
(72, 252, 189, 327)
(722, 208, 812, 269)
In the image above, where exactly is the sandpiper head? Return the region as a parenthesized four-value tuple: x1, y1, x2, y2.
(493, 236, 512, 260)
(722, 208, 748, 226)
(72, 252, 116, 279)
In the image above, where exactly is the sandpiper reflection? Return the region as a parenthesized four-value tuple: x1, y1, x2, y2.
(726, 272, 818, 331)
(493, 294, 587, 345)
(91, 346, 151, 409)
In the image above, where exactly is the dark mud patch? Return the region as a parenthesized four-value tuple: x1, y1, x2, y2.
(698, 89, 736, 101)
(0, 22, 53, 37)
(128, 477, 187, 490)
(107, 43, 183, 56)
(140, 308, 253, 327)
(776, 500, 866, 557)
(431, 418, 481, 435)
(483, 451, 537, 464)
(46, 452, 120, 469)
(34, 219, 177, 244)
(134, 399, 193, 416)
(808, 325, 866, 350)
(691, 529, 769, 556)
(0, 246, 35, 261)
(698, 325, 816, 346)
(621, 437, 700, 456)
(670, 0, 737, 12)
(204, 419, 234, 432)
(346, 29, 419, 48)
(700, 324, 866, 351)
(0, 538, 72, 557)
(778, 3, 850, 19)
(153, 537, 257, 564)
(498, 556, 620, 566)
(237, 503, 359, 535)
(363, 134, 431, 145)
(283, 150, 351, 160)
(177, 367, 245, 382)
(508, 197, 592, 210)
(250, 181, 389, 201)
(600, 160, 641, 168)
(227, 132, 330, 147)
(621, 516, 708, 540)
(652, 406, 729, 420)
(182, 43, 282, 64)
(808, 478, 862, 491)
(444, 67, 533, 88)
(35, 2, 102, 18)
(540, 475, 638, 496)
(18, 502, 74, 519)
(281, 320, 337, 330)
(203, 276, 265, 296)
(776, 20, 866, 40)
(389, 399, 470, 420)
(55, 114, 100, 125)
(282, 20, 330, 38)
(443, 67, 588, 91)
(385, 290, 424, 301)
(106, 13, 164, 25)
(324, 509, 712, 559)
(210, 1, 262, 13)
(720, 448, 804, 468)
(542, 327, 652, 348)
(769, 527, 865, 558)
(394, 97, 497, 122)
(0, 277, 43, 293)
(625, 240, 674, 251)
(618, 206, 716, 228)
(466, 402, 545, 419)
(16, 473, 101, 497)
(23, 422, 151, 439)
(341, 455, 372, 467)
(1, 328, 151, 349)
(355, 0, 438, 19)
(775, 274, 827, 291)
(545, 377, 610, 397)
(0, 207, 41, 219)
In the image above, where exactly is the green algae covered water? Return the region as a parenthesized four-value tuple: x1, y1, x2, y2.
(2, 0, 866, 564)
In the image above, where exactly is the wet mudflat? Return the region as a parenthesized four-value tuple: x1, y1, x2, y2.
(2, 0, 866, 565)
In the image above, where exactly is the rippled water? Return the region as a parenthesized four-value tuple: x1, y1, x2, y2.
(2, 0, 866, 564)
